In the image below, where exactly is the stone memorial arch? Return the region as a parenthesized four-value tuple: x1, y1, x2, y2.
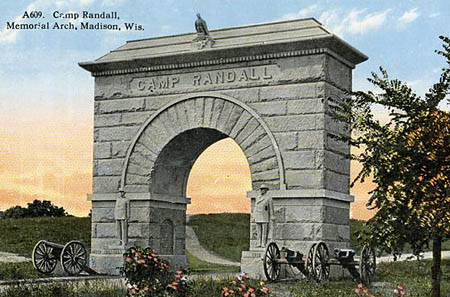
(80, 18, 367, 276)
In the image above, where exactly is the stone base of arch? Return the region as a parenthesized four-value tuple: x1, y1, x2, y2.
(90, 253, 187, 276)
(89, 194, 189, 275)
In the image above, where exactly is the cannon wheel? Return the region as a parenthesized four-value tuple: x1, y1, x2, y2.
(61, 241, 88, 275)
(359, 245, 376, 286)
(263, 242, 281, 281)
(312, 241, 330, 282)
(305, 243, 316, 280)
(32, 240, 58, 274)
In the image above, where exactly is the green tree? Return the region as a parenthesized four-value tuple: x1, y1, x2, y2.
(334, 36, 450, 297)
(1, 200, 68, 218)
(26, 200, 67, 217)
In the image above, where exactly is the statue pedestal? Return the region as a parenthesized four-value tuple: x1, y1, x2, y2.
(241, 249, 265, 279)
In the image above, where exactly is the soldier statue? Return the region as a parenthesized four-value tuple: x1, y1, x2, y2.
(254, 184, 275, 247)
(115, 188, 130, 247)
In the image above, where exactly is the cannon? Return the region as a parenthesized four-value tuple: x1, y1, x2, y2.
(32, 240, 89, 275)
(263, 241, 376, 285)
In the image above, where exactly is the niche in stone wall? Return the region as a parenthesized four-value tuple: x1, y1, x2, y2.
(160, 219, 174, 254)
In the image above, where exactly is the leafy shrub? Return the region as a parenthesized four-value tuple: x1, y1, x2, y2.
(1, 200, 67, 219)
(120, 247, 188, 297)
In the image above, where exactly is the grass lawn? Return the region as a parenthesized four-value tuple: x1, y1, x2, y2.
(0, 281, 127, 297)
(0, 217, 91, 257)
(0, 262, 45, 280)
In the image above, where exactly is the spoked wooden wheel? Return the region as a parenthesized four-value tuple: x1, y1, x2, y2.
(263, 242, 281, 281)
(61, 241, 88, 275)
(359, 245, 376, 286)
(312, 242, 330, 282)
(305, 243, 316, 280)
(32, 240, 58, 274)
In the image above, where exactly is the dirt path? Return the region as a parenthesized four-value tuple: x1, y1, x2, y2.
(0, 252, 31, 263)
(185, 225, 240, 266)
(377, 250, 450, 263)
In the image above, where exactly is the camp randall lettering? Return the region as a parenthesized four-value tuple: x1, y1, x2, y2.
(134, 66, 273, 92)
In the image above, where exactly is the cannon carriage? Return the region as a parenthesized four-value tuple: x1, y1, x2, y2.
(263, 241, 376, 285)
(32, 240, 89, 275)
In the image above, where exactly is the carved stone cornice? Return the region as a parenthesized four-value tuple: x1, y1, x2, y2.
(83, 48, 356, 77)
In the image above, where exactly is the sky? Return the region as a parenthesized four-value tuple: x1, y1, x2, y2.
(0, 0, 448, 218)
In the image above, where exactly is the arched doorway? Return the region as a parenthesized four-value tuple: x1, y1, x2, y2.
(120, 95, 283, 267)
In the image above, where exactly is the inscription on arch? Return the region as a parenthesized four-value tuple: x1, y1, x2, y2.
(129, 65, 276, 96)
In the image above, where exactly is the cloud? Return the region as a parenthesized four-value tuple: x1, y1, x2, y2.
(279, 5, 320, 21)
(0, 15, 22, 43)
(278, 6, 390, 38)
(321, 9, 391, 37)
(398, 8, 420, 26)
(429, 12, 440, 18)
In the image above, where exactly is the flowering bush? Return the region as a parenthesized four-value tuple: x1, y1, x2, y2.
(221, 273, 270, 297)
(393, 285, 406, 296)
(120, 247, 188, 297)
(354, 283, 376, 297)
(166, 269, 189, 297)
(354, 283, 407, 297)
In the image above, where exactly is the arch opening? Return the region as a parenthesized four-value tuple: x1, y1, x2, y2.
(150, 128, 228, 198)
(186, 137, 252, 214)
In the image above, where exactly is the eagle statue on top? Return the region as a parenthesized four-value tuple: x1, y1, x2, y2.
(195, 13, 210, 36)
(193, 13, 214, 48)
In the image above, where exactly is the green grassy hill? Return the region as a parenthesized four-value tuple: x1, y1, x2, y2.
(0, 217, 91, 257)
